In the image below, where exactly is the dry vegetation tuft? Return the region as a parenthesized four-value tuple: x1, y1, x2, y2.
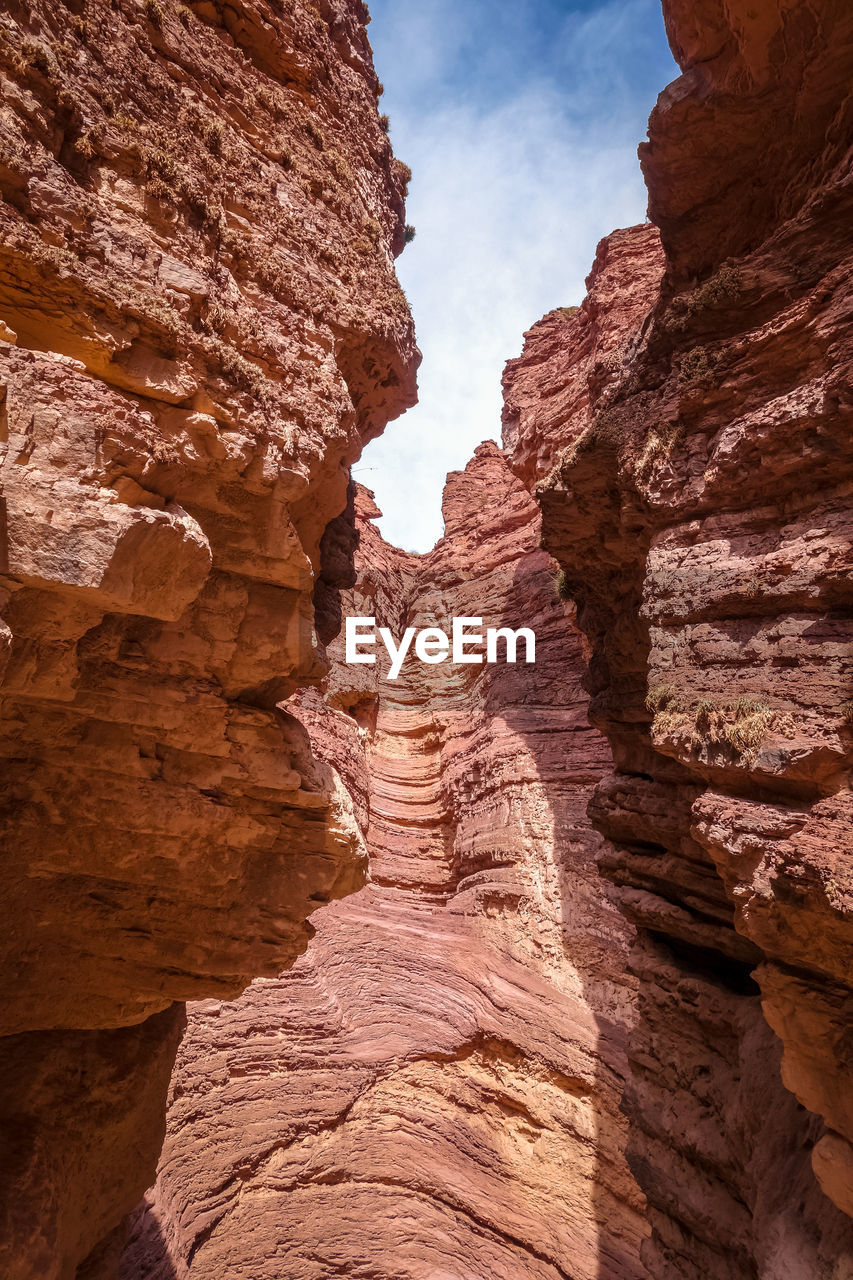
(646, 685, 783, 763)
(666, 264, 742, 332)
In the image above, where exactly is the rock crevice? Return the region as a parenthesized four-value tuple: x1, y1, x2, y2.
(3, 1, 853, 1277)
(122, 448, 649, 1280)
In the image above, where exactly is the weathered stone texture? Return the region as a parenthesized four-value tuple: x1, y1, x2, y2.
(0, 1, 416, 1275)
(122, 449, 650, 1280)
(531, 0, 853, 1274)
(5, 0, 853, 1276)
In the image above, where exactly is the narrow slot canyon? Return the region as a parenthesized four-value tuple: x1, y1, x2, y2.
(121, 447, 648, 1279)
(1, 1, 852, 1278)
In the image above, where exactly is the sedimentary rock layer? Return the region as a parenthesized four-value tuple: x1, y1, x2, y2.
(118, 5, 853, 1266)
(0, 2, 416, 1275)
(523, 0, 853, 1273)
(122, 448, 650, 1279)
(6, 0, 853, 1276)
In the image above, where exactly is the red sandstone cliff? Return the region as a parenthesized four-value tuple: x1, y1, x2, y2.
(121, 450, 650, 1279)
(4, 0, 853, 1277)
(0, 2, 416, 1275)
(520, 0, 853, 1274)
(129, 101, 853, 1270)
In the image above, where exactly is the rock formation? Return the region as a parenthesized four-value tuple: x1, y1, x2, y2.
(520, 1, 853, 1274)
(0, 1, 416, 1275)
(124, 1, 853, 1276)
(5, 0, 853, 1277)
(121, 448, 650, 1279)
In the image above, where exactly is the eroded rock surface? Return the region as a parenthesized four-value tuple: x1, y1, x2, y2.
(122, 449, 650, 1279)
(117, 4, 853, 1265)
(6, 0, 853, 1276)
(0, 1, 416, 1275)
(525, 0, 853, 1274)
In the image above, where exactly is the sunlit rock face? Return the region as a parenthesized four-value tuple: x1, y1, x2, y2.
(0, 1, 416, 1275)
(122, 451, 651, 1280)
(6, 0, 853, 1274)
(528, 0, 853, 1274)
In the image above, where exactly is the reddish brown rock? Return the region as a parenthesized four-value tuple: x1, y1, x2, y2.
(502, 224, 666, 491)
(6, 0, 853, 1275)
(530, 0, 853, 1274)
(122, 448, 650, 1279)
(118, 7, 853, 1255)
(0, 1006, 186, 1280)
(0, 1, 416, 1275)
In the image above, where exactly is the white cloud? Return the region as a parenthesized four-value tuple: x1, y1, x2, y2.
(360, 0, 676, 551)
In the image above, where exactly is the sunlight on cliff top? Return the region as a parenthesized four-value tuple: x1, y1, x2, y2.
(361, 0, 678, 552)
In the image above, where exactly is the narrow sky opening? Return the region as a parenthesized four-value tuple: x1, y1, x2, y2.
(360, 0, 679, 553)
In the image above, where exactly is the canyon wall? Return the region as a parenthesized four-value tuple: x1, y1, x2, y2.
(4, 0, 853, 1277)
(0, 2, 416, 1276)
(125, 156, 853, 1278)
(122, 448, 651, 1279)
(517, 0, 853, 1275)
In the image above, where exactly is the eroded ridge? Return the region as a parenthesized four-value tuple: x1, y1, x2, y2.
(518, 0, 853, 1274)
(0, 2, 417, 1275)
(5, 1, 853, 1277)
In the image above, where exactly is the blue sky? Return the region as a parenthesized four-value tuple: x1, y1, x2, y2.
(359, 0, 678, 551)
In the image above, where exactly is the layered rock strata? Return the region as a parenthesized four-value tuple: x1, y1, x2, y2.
(122, 448, 650, 1279)
(0, 1, 416, 1275)
(119, 13, 853, 1260)
(6, 0, 853, 1276)
(514, 0, 853, 1273)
